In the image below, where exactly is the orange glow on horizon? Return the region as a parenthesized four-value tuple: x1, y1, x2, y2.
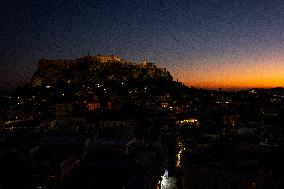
(183, 72, 284, 89)
(172, 55, 284, 90)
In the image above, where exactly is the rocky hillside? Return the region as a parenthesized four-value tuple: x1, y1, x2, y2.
(31, 55, 173, 87)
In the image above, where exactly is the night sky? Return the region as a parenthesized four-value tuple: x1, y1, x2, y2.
(1, 0, 284, 89)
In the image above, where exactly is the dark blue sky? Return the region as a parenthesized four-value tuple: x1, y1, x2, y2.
(1, 0, 284, 89)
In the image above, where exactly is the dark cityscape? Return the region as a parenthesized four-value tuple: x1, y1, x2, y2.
(1, 55, 284, 188)
(1, 1, 284, 189)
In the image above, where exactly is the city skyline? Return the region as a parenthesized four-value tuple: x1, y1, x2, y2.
(1, 0, 284, 89)
(2, 1, 284, 188)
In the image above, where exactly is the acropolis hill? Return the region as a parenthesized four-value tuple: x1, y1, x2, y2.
(31, 55, 173, 86)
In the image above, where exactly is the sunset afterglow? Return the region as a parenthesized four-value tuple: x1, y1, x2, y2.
(172, 53, 284, 89)
(1, 0, 284, 90)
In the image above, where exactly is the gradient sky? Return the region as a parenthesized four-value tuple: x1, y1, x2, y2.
(1, 0, 284, 89)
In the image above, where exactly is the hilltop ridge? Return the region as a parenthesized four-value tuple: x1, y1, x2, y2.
(31, 55, 172, 87)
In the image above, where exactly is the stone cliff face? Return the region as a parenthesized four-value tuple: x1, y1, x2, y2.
(31, 55, 173, 86)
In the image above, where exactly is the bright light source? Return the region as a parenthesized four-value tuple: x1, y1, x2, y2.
(176, 118, 199, 125)
(176, 150, 181, 167)
(163, 170, 168, 178)
(161, 170, 177, 189)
